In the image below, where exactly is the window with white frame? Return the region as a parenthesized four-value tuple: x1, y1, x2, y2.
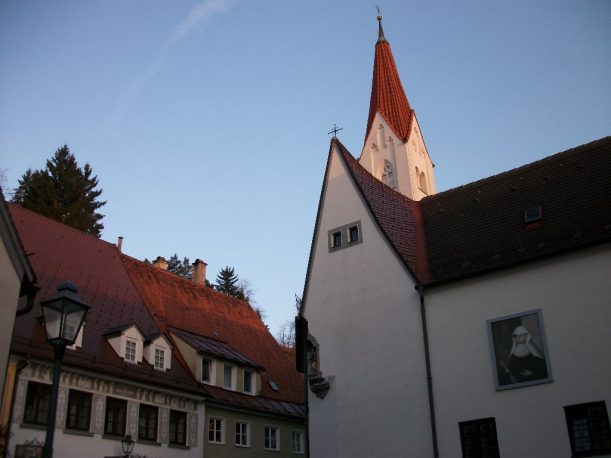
(202, 357, 213, 383)
(235, 420, 250, 447)
(125, 339, 137, 363)
(208, 417, 224, 444)
(328, 221, 362, 253)
(223, 364, 234, 389)
(264, 425, 280, 451)
(154, 348, 165, 370)
(292, 430, 304, 454)
(243, 369, 253, 394)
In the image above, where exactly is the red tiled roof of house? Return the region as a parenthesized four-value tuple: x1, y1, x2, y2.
(333, 138, 428, 280)
(365, 21, 414, 144)
(121, 255, 304, 411)
(421, 136, 611, 285)
(8, 204, 203, 395)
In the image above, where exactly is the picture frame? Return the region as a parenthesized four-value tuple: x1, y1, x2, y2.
(487, 309, 553, 391)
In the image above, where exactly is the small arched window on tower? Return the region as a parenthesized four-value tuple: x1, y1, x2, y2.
(382, 160, 396, 188)
(419, 170, 428, 194)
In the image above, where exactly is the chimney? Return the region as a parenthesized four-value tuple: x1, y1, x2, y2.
(117, 236, 124, 252)
(152, 256, 168, 271)
(192, 259, 207, 286)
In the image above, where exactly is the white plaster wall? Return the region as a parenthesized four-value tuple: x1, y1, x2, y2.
(8, 366, 206, 458)
(427, 244, 611, 458)
(144, 335, 172, 370)
(0, 238, 20, 401)
(359, 113, 435, 201)
(305, 146, 433, 457)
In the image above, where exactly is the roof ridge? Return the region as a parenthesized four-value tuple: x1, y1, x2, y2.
(8, 203, 119, 249)
(424, 136, 611, 201)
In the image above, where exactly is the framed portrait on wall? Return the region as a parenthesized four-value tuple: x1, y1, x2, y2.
(487, 309, 553, 390)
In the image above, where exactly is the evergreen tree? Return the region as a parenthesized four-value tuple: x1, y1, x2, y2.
(215, 266, 242, 298)
(12, 145, 106, 236)
(167, 254, 193, 279)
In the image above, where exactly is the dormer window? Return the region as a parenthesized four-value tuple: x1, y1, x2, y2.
(125, 340, 137, 363)
(154, 349, 165, 370)
(223, 364, 235, 389)
(202, 357, 213, 384)
(243, 369, 253, 394)
(104, 323, 146, 364)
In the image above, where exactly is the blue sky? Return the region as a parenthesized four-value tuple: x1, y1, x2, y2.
(1, 0, 610, 336)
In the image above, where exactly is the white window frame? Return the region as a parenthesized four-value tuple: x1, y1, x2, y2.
(264, 425, 280, 451)
(154, 348, 165, 370)
(208, 417, 225, 444)
(201, 357, 214, 384)
(125, 339, 137, 363)
(291, 430, 305, 454)
(235, 420, 250, 447)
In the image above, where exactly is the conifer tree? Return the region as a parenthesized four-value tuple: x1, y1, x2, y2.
(167, 254, 193, 279)
(215, 266, 243, 299)
(12, 145, 106, 236)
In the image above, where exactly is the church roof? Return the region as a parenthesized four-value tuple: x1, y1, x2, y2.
(365, 17, 414, 144)
(327, 136, 611, 287)
(421, 136, 611, 286)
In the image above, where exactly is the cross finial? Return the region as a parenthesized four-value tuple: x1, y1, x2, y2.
(376, 6, 387, 43)
(328, 124, 343, 138)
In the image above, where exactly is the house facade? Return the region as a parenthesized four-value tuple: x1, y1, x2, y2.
(3, 204, 304, 458)
(300, 16, 611, 458)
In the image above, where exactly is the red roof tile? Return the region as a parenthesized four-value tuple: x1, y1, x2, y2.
(121, 256, 304, 410)
(8, 204, 202, 395)
(365, 34, 414, 144)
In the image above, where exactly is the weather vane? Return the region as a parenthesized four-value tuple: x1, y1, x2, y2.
(328, 124, 343, 138)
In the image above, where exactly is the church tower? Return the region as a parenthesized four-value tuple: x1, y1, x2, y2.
(358, 16, 436, 201)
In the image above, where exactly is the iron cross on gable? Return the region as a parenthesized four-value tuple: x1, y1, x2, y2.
(328, 124, 343, 138)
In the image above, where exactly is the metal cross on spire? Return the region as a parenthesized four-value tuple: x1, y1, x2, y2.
(328, 124, 343, 138)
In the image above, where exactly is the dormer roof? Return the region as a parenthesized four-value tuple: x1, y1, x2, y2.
(365, 16, 414, 144)
(171, 327, 264, 370)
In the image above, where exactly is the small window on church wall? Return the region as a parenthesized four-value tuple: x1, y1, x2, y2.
(332, 231, 342, 248)
(419, 171, 428, 194)
(382, 160, 396, 188)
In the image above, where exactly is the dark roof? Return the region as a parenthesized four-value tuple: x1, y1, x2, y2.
(334, 138, 428, 280)
(121, 255, 304, 411)
(322, 137, 611, 288)
(8, 204, 204, 396)
(171, 327, 264, 370)
(421, 136, 611, 285)
(103, 323, 143, 337)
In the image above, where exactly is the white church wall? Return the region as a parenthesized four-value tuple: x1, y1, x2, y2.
(427, 244, 611, 458)
(305, 146, 433, 458)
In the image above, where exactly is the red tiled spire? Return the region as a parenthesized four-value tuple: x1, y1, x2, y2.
(365, 16, 413, 144)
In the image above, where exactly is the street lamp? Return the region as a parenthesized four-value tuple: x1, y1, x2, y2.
(40, 281, 90, 458)
(121, 434, 136, 457)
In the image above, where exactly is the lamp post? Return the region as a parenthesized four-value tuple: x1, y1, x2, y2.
(121, 434, 135, 458)
(40, 281, 90, 458)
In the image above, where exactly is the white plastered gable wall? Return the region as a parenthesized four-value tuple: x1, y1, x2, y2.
(359, 112, 436, 201)
(304, 143, 433, 458)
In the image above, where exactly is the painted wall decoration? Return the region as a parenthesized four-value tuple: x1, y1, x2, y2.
(487, 309, 553, 390)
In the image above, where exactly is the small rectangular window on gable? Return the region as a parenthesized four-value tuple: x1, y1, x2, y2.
(154, 348, 165, 370)
(328, 221, 362, 253)
(332, 231, 342, 248)
(349, 225, 359, 243)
